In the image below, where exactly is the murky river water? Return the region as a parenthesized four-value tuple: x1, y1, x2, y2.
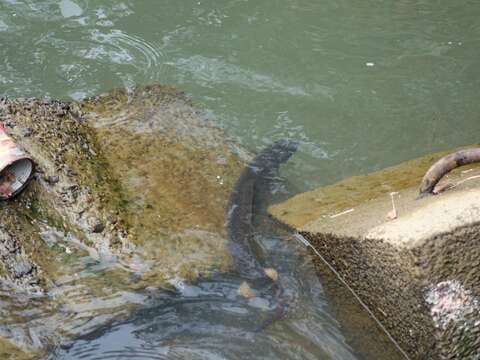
(1, 1, 480, 359)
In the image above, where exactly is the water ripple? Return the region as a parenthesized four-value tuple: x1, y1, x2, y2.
(81, 29, 164, 77)
(170, 55, 312, 97)
(46, 228, 358, 360)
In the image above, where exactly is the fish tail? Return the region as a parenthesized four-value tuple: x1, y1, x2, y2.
(254, 280, 287, 332)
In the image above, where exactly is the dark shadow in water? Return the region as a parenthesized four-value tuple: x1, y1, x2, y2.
(46, 170, 404, 360)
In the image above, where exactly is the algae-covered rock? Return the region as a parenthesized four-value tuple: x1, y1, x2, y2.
(0, 84, 244, 357)
(80, 84, 244, 281)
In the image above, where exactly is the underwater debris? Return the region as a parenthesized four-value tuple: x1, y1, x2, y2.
(0, 123, 34, 200)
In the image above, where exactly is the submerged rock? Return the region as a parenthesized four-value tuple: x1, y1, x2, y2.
(0, 84, 244, 357)
(80, 84, 244, 280)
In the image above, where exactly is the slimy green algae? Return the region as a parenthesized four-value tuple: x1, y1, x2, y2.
(0, 340, 37, 360)
(1, 84, 243, 284)
(0, 84, 245, 356)
(80, 84, 244, 280)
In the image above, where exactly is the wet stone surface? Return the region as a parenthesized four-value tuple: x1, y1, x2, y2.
(270, 150, 480, 359)
(0, 84, 245, 358)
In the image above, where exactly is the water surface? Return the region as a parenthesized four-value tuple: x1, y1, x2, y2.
(1, 0, 479, 358)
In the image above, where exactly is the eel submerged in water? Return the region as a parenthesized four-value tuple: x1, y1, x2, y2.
(225, 138, 298, 330)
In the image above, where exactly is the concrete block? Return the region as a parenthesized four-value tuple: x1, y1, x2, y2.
(270, 148, 480, 359)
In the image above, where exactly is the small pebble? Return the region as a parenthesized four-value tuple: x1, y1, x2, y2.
(13, 260, 33, 278)
(90, 218, 105, 233)
(46, 175, 60, 185)
(19, 127, 31, 137)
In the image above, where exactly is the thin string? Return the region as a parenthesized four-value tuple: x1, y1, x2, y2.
(293, 233, 411, 360)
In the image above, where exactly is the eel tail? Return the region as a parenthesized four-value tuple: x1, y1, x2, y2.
(255, 278, 287, 332)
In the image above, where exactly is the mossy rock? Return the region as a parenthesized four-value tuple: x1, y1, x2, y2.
(0, 84, 245, 357)
(80, 84, 244, 280)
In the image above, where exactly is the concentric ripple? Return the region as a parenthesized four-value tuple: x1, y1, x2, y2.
(87, 29, 164, 73)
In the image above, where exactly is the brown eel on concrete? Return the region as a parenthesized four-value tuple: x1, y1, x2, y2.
(419, 148, 480, 196)
(225, 138, 298, 330)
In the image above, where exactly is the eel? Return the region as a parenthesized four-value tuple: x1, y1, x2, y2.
(419, 148, 480, 196)
(225, 138, 298, 329)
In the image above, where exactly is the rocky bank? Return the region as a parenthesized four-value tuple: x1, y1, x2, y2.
(0, 84, 244, 358)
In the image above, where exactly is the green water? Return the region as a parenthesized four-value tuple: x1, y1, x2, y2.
(1, 1, 479, 358)
(2, 0, 479, 191)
